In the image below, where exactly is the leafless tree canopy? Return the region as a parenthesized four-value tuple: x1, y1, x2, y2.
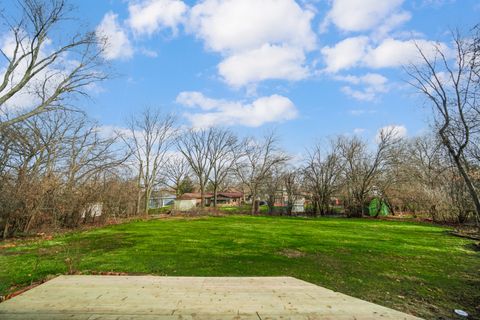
(303, 141, 342, 216)
(0, 0, 107, 129)
(234, 132, 290, 214)
(162, 156, 192, 196)
(406, 26, 480, 222)
(335, 128, 400, 217)
(0, 111, 130, 238)
(207, 128, 240, 207)
(123, 109, 177, 215)
(176, 128, 216, 207)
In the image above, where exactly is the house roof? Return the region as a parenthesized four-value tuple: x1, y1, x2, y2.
(216, 192, 243, 199)
(178, 192, 243, 200)
(178, 193, 211, 200)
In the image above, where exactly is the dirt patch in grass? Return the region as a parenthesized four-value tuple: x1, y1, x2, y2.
(278, 248, 306, 258)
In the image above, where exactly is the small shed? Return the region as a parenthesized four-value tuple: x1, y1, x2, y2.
(292, 199, 305, 213)
(368, 198, 390, 216)
(174, 199, 197, 211)
(174, 193, 205, 211)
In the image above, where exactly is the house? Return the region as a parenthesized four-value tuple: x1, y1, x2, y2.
(206, 192, 243, 206)
(268, 187, 306, 212)
(173, 191, 244, 211)
(330, 197, 342, 206)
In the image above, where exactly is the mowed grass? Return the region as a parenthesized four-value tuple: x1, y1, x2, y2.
(0, 216, 478, 318)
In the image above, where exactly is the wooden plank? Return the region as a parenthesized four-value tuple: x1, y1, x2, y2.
(0, 276, 422, 319)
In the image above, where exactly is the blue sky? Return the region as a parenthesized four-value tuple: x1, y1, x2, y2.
(6, 0, 480, 153)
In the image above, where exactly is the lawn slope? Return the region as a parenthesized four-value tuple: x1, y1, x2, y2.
(0, 216, 478, 318)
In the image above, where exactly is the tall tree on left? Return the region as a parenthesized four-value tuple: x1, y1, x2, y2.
(0, 0, 108, 129)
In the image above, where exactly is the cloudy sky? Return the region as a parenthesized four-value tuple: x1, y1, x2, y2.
(6, 0, 479, 152)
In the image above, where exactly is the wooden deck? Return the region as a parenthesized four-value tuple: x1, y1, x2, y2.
(0, 276, 421, 319)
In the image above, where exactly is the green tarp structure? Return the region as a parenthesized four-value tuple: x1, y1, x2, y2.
(368, 198, 390, 216)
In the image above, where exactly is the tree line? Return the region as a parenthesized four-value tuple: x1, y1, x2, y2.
(0, 1, 478, 238)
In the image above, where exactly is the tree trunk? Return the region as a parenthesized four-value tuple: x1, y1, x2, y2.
(451, 155, 480, 221)
(136, 163, 142, 216)
(213, 185, 218, 207)
(136, 189, 142, 216)
(2, 218, 10, 239)
(251, 189, 257, 215)
(268, 195, 275, 214)
(200, 185, 205, 208)
(24, 213, 35, 233)
(144, 187, 151, 216)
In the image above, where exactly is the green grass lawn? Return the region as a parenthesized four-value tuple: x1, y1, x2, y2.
(0, 215, 478, 318)
(218, 204, 270, 213)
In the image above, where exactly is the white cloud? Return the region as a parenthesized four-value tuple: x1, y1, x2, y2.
(372, 11, 412, 40)
(335, 73, 387, 87)
(322, 37, 449, 73)
(322, 0, 405, 32)
(349, 109, 374, 116)
(341, 87, 376, 102)
(188, 0, 316, 53)
(336, 73, 389, 101)
(176, 91, 298, 128)
(187, 0, 316, 87)
(139, 47, 159, 58)
(353, 128, 366, 135)
(96, 12, 133, 60)
(176, 91, 221, 110)
(364, 38, 448, 68)
(321, 36, 369, 73)
(319, 1, 447, 76)
(218, 44, 309, 87)
(376, 124, 407, 142)
(127, 0, 188, 36)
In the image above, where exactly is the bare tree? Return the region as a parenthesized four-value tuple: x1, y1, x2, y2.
(61, 115, 127, 226)
(391, 135, 475, 223)
(336, 128, 398, 217)
(406, 27, 480, 223)
(208, 128, 239, 207)
(370, 142, 407, 218)
(283, 168, 301, 215)
(303, 141, 342, 216)
(177, 129, 215, 208)
(471, 24, 480, 81)
(0, 0, 107, 129)
(235, 133, 289, 214)
(123, 109, 176, 215)
(0, 110, 129, 237)
(262, 164, 284, 214)
(402, 136, 446, 219)
(162, 155, 191, 196)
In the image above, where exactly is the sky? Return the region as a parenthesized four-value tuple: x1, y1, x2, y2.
(3, 0, 480, 153)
